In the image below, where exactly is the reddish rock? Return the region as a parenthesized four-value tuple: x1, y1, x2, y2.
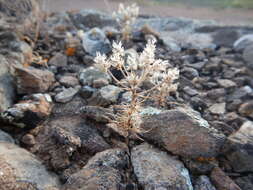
(210, 167, 241, 190)
(15, 66, 55, 94)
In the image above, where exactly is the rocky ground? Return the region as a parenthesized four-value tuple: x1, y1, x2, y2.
(0, 0, 253, 190)
(43, 0, 253, 25)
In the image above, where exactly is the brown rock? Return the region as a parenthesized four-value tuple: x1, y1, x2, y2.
(21, 134, 36, 146)
(59, 76, 79, 87)
(238, 101, 253, 119)
(15, 66, 55, 94)
(1, 93, 52, 128)
(210, 167, 241, 190)
(140, 107, 226, 158)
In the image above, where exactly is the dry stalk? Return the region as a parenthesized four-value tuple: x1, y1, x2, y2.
(94, 39, 179, 142)
(112, 3, 139, 42)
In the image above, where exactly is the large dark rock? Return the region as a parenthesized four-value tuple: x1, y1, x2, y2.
(30, 113, 110, 170)
(63, 148, 129, 190)
(235, 174, 253, 190)
(0, 142, 60, 190)
(131, 143, 193, 190)
(0, 93, 52, 128)
(140, 107, 226, 158)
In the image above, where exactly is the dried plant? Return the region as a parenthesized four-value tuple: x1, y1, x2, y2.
(94, 39, 179, 140)
(112, 3, 139, 41)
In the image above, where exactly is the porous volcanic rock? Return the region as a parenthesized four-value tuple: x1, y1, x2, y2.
(63, 148, 129, 190)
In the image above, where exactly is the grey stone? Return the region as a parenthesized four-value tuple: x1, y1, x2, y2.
(131, 143, 193, 190)
(161, 35, 181, 52)
(88, 85, 122, 106)
(55, 87, 79, 103)
(0, 55, 15, 112)
(181, 67, 199, 80)
(243, 44, 253, 70)
(183, 86, 198, 96)
(50, 115, 110, 154)
(79, 66, 111, 87)
(209, 103, 226, 115)
(194, 176, 216, 190)
(223, 121, 253, 173)
(79, 85, 96, 99)
(63, 148, 128, 190)
(79, 106, 113, 123)
(0, 142, 60, 190)
(217, 79, 236, 88)
(228, 86, 253, 101)
(59, 75, 79, 87)
(233, 34, 253, 52)
(48, 53, 68, 67)
(140, 107, 226, 158)
(235, 174, 253, 190)
(81, 27, 111, 56)
(0, 130, 14, 143)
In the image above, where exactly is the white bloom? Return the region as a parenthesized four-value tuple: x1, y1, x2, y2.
(94, 52, 111, 72)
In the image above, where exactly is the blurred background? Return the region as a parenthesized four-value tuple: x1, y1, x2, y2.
(41, 0, 253, 25)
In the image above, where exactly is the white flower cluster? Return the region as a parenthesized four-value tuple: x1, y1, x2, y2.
(112, 3, 139, 40)
(95, 40, 179, 92)
(94, 39, 179, 137)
